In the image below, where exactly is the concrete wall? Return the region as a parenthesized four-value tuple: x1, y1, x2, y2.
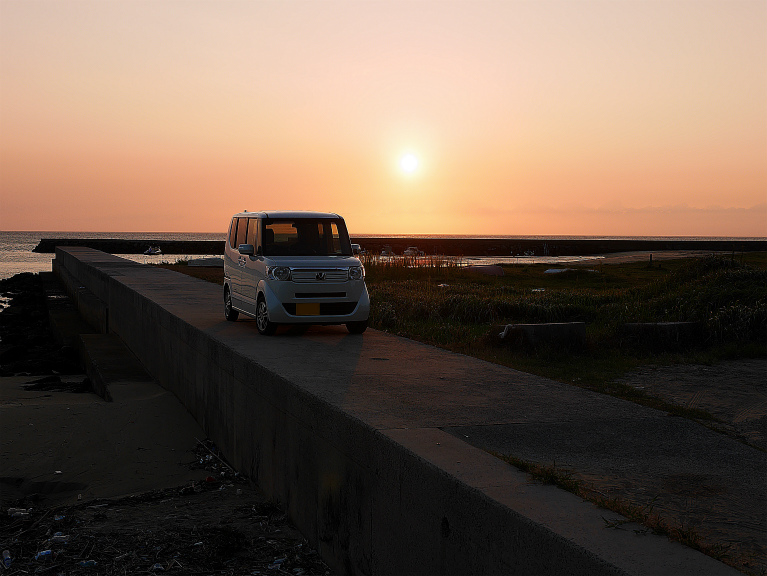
(54, 247, 737, 576)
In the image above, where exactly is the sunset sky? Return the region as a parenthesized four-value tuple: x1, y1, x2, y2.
(1, 0, 765, 236)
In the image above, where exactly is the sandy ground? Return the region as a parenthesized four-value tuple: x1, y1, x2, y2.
(0, 376, 209, 506)
(0, 375, 334, 575)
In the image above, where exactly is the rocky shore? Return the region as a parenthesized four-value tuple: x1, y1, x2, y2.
(0, 272, 82, 377)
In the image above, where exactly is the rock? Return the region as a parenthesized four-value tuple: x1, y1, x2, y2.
(498, 322, 586, 347)
(465, 265, 504, 276)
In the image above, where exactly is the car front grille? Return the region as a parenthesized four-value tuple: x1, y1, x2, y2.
(290, 268, 348, 283)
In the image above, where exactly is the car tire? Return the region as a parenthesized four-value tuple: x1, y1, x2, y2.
(224, 287, 239, 321)
(346, 320, 368, 334)
(256, 296, 277, 335)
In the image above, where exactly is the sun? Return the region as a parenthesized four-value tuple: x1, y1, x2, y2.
(399, 153, 419, 174)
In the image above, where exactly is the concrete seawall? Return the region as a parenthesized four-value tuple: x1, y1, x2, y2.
(53, 247, 739, 576)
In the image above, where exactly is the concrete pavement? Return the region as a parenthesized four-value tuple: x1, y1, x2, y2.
(52, 247, 759, 575)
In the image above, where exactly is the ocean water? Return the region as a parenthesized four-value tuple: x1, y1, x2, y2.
(0, 231, 224, 281)
(1, 231, 763, 281)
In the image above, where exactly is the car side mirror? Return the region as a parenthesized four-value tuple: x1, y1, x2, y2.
(238, 244, 255, 256)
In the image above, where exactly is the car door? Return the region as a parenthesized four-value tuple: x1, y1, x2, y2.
(240, 217, 261, 314)
(225, 217, 242, 301)
(232, 217, 250, 305)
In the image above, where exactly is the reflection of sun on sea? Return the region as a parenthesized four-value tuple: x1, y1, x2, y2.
(399, 153, 418, 175)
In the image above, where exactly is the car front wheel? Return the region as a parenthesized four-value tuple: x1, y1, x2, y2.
(256, 297, 277, 335)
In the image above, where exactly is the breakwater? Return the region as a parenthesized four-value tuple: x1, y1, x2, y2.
(33, 238, 227, 255)
(33, 237, 767, 256)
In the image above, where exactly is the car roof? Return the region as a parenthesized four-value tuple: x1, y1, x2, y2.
(232, 210, 341, 219)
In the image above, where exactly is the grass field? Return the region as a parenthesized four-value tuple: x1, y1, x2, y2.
(365, 253, 767, 399)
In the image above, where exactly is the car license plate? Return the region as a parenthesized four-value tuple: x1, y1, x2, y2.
(296, 303, 320, 316)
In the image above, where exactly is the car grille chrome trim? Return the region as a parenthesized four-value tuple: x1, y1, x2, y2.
(290, 268, 348, 283)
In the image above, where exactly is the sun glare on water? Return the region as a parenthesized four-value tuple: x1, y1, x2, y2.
(400, 153, 419, 174)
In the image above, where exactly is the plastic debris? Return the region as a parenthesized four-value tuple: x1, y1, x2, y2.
(54, 514, 65, 521)
(47, 533, 69, 545)
(2, 550, 11, 568)
(78, 560, 97, 567)
(35, 550, 52, 561)
(7, 507, 30, 517)
(150, 562, 165, 571)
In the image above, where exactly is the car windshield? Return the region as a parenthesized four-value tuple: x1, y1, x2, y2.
(262, 218, 352, 256)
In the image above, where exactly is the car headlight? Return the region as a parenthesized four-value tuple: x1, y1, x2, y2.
(348, 266, 364, 280)
(267, 266, 291, 281)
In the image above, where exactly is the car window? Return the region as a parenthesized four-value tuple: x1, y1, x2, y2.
(235, 217, 248, 248)
(246, 218, 257, 248)
(228, 218, 238, 249)
(262, 219, 351, 256)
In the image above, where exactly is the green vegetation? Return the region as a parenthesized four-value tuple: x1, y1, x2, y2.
(363, 253, 767, 399)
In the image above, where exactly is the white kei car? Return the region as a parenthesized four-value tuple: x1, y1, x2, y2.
(223, 211, 370, 335)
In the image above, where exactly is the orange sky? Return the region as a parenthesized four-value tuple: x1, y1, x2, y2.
(1, 0, 765, 236)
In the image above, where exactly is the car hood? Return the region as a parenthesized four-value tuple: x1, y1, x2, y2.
(263, 256, 362, 268)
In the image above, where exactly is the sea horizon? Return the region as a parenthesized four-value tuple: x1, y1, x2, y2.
(1, 230, 765, 282)
(2, 230, 766, 241)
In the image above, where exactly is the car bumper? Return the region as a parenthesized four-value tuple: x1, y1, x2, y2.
(262, 281, 370, 324)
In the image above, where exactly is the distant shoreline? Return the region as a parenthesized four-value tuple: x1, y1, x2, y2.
(32, 236, 767, 257)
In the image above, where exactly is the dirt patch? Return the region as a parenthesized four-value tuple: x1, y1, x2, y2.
(616, 359, 767, 451)
(613, 359, 767, 573)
